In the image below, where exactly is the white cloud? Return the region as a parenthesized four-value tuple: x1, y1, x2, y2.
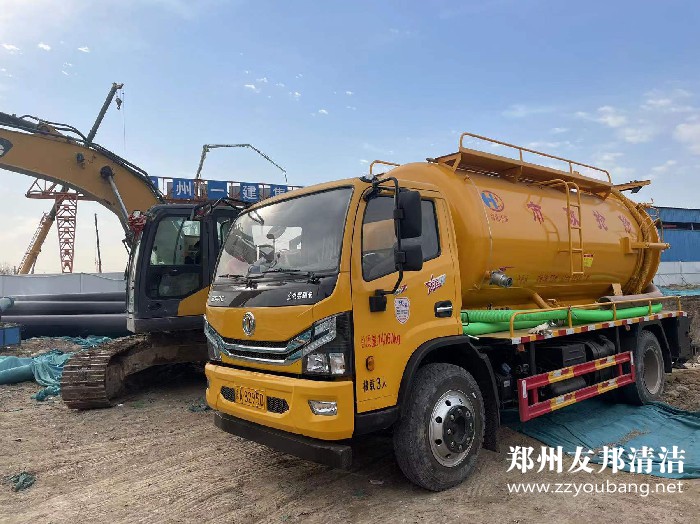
(243, 84, 259, 93)
(244, 70, 250, 74)
(345, 90, 353, 96)
(296, 73, 303, 78)
(651, 160, 677, 174)
(551, 127, 568, 134)
(595, 106, 627, 128)
(63, 62, 73, 67)
(61, 70, 69, 76)
(37, 42, 51, 51)
(346, 105, 356, 111)
(275, 82, 285, 87)
(77, 46, 90, 53)
(576, 106, 628, 128)
(642, 88, 694, 113)
(256, 77, 268, 83)
(290, 91, 301, 100)
(359, 159, 369, 164)
(526, 140, 571, 150)
(502, 104, 555, 118)
(644, 98, 672, 109)
(2, 43, 20, 53)
(674, 122, 700, 154)
(318, 109, 328, 115)
(598, 152, 624, 163)
(619, 125, 655, 143)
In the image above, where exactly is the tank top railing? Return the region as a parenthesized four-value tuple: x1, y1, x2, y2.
(505, 295, 683, 337)
(458, 132, 612, 184)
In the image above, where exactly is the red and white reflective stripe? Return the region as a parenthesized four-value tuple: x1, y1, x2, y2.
(517, 351, 635, 422)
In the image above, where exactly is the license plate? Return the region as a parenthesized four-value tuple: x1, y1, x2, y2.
(234, 386, 266, 411)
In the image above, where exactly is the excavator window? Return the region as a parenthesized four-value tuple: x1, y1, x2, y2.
(361, 196, 440, 281)
(146, 216, 203, 299)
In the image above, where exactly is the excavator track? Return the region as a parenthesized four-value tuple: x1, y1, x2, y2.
(61, 336, 148, 409)
(61, 332, 207, 410)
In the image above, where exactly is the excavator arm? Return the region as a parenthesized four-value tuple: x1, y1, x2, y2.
(0, 112, 162, 230)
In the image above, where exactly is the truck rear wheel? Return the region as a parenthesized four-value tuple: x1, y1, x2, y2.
(393, 363, 485, 491)
(622, 330, 666, 405)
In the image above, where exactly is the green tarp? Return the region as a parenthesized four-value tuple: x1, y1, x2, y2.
(0, 336, 111, 400)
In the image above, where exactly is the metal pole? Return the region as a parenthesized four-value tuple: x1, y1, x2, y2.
(94, 213, 102, 273)
(86, 82, 123, 145)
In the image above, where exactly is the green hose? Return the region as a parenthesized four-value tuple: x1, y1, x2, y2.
(462, 303, 663, 336)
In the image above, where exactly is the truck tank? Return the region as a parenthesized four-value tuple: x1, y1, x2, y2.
(388, 134, 665, 310)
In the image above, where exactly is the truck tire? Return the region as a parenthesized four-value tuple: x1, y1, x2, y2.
(393, 363, 485, 491)
(621, 330, 666, 405)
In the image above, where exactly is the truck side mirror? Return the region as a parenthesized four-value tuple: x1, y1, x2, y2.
(395, 244, 423, 272)
(396, 190, 422, 239)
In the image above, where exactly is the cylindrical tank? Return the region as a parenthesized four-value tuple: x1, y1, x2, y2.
(392, 161, 662, 309)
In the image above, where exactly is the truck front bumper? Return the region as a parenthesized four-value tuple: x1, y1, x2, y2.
(214, 412, 352, 469)
(205, 363, 355, 441)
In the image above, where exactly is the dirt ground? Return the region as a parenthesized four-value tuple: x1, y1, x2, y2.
(0, 362, 697, 523)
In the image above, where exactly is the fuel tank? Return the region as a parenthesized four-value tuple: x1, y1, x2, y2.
(391, 158, 662, 309)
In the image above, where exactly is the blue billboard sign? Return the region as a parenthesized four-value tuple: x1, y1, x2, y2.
(171, 178, 194, 199)
(207, 180, 228, 199)
(240, 182, 260, 203)
(269, 184, 289, 197)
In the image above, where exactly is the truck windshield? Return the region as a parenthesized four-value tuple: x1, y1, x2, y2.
(215, 187, 353, 280)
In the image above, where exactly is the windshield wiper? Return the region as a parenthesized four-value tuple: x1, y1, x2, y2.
(216, 273, 245, 279)
(261, 268, 337, 283)
(262, 268, 304, 275)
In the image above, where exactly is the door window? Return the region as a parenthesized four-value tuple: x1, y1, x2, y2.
(146, 217, 202, 298)
(216, 216, 232, 250)
(362, 196, 439, 281)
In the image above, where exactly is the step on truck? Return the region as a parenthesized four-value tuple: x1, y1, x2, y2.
(203, 133, 694, 491)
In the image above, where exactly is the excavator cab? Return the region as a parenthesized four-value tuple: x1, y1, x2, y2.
(127, 203, 238, 333)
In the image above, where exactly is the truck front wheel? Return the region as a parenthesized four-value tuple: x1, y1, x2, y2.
(393, 363, 485, 491)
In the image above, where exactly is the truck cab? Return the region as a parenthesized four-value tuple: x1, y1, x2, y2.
(204, 176, 470, 479)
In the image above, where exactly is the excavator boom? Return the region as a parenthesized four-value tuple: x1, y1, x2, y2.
(0, 113, 162, 228)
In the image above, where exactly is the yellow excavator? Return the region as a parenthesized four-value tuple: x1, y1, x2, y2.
(0, 85, 293, 408)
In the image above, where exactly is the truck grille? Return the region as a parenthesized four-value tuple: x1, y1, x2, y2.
(219, 386, 289, 413)
(220, 386, 236, 402)
(267, 397, 289, 413)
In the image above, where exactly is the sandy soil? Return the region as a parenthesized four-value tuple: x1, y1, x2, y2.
(0, 361, 698, 524)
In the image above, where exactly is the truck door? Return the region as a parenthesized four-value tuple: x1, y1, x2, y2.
(351, 191, 461, 413)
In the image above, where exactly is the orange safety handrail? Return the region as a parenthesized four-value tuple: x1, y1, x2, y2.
(459, 132, 612, 184)
(506, 295, 683, 337)
(369, 160, 401, 177)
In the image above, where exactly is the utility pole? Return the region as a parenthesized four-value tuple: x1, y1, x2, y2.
(94, 213, 102, 273)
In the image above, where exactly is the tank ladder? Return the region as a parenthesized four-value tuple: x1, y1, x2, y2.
(541, 179, 584, 276)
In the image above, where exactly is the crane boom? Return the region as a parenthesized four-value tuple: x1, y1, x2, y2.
(19, 210, 55, 273)
(194, 143, 288, 183)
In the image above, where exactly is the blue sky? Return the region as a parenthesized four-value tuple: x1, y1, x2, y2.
(1, 0, 699, 273)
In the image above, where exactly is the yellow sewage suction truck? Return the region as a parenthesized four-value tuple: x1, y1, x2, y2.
(204, 133, 693, 491)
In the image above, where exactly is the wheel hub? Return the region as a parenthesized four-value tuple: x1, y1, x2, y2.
(442, 405, 474, 453)
(429, 390, 475, 467)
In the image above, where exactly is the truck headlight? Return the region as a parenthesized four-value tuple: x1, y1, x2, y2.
(204, 318, 222, 361)
(300, 313, 353, 377)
